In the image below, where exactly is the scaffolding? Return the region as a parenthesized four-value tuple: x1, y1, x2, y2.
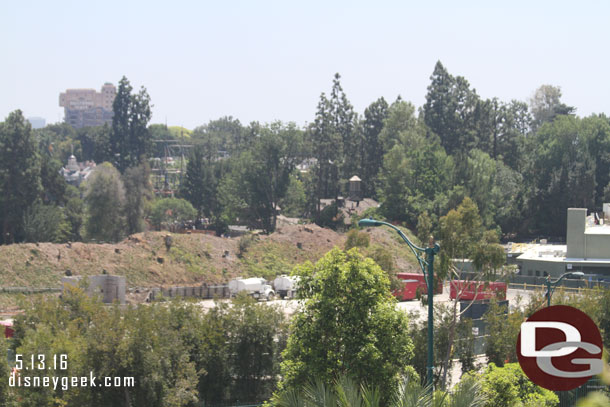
(150, 140, 192, 196)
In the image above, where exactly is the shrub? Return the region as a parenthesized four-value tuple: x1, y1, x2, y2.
(345, 229, 370, 250)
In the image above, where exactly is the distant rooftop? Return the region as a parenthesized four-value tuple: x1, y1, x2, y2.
(584, 214, 610, 234)
(517, 244, 567, 262)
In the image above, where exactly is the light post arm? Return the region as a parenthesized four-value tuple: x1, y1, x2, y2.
(358, 219, 428, 274)
(546, 271, 584, 307)
(358, 218, 440, 389)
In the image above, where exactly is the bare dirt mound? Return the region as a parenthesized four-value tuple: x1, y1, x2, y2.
(0, 223, 421, 311)
(267, 223, 345, 256)
(0, 224, 345, 291)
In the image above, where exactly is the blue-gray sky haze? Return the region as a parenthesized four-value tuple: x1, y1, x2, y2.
(2, 1, 609, 129)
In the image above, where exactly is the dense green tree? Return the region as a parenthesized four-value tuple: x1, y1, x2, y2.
(35, 122, 79, 162)
(77, 124, 112, 163)
(376, 98, 458, 227)
(377, 132, 454, 225)
(329, 74, 359, 182)
(22, 202, 70, 243)
(483, 300, 523, 367)
(475, 363, 558, 407)
(359, 97, 389, 197)
(423, 61, 455, 151)
(191, 116, 247, 154)
(217, 171, 247, 230)
(84, 162, 126, 242)
(376, 145, 411, 222)
(472, 230, 506, 276)
(220, 122, 302, 233)
(280, 174, 307, 217)
(85, 303, 198, 406)
(12, 285, 289, 406)
(423, 61, 479, 155)
(497, 100, 531, 170)
(180, 145, 218, 219)
(149, 197, 196, 230)
(39, 154, 67, 204)
(416, 211, 433, 246)
(460, 149, 522, 229)
(473, 97, 531, 166)
(524, 115, 597, 236)
(279, 248, 414, 396)
(225, 295, 288, 401)
(310, 91, 341, 204)
(111, 76, 132, 166)
(45, 290, 197, 406)
(64, 185, 85, 241)
(582, 115, 610, 208)
(0, 110, 42, 244)
(474, 97, 503, 159)
(110, 76, 153, 172)
(309, 73, 358, 206)
(438, 197, 484, 275)
(123, 162, 153, 235)
(378, 98, 418, 152)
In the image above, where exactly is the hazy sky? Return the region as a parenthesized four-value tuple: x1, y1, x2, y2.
(3, 1, 609, 129)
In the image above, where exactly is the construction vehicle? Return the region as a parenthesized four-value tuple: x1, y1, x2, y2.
(273, 275, 299, 299)
(228, 278, 275, 301)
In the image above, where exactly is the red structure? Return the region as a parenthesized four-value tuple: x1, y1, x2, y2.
(396, 272, 443, 295)
(449, 280, 507, 301)
(393, 279, 420, 301)
(1, 320, 13, 338)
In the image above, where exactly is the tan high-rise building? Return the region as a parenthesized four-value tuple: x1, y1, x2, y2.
(59, 83, 116, 128)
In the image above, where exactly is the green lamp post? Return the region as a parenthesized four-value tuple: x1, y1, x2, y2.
(358, 218, 440, 388)
(545, 271, 584, 307)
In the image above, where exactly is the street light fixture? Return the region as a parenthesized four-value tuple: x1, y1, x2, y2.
(358, 218, 440, 388)
(545, 271, 585, 307)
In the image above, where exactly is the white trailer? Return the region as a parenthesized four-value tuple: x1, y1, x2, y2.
(228, 278, 275, 300)
(273, 275, 299, 299)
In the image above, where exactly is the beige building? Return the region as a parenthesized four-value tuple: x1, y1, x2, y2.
(59, 83, 116, 128)
(516, 207, 610, 279)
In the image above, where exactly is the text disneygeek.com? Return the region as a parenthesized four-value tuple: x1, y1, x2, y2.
(9, 372, 135, 391)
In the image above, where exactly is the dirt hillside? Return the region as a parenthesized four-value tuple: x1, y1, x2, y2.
(0, 222, 424, 311)
(0, 223, 347, 289)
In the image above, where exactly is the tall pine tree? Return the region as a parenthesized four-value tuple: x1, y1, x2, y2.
(423, 61, 479, 155)
(110, 76, 152, 172)
(0, 110, 41, 244)
(309, 92, 340, 206)
(180, 145, 219, 220)
(309, 73, 358, 208)
(360, 97, 388, 197)
(329, 73, 358, 182)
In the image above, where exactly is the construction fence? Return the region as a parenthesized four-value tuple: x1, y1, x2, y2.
(458, 272, 610, 291)
(146, 285, 231, 302)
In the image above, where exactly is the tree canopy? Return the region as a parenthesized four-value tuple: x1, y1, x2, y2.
(279, 248, 414, 396)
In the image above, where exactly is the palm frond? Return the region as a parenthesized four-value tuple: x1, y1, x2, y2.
(391, 375, 433, 407)
(446, 375, 487, 407)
